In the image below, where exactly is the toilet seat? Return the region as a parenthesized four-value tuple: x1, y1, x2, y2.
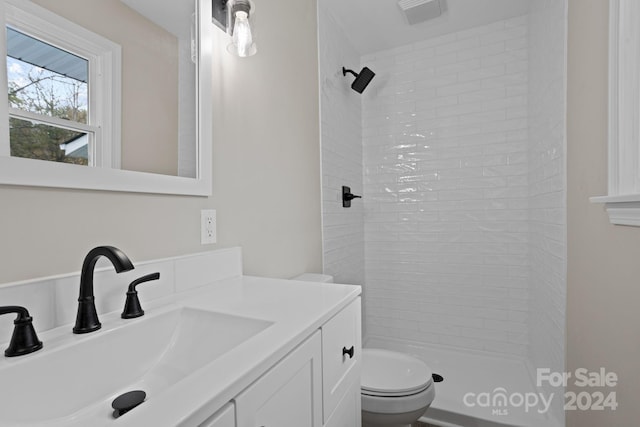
(361, 348, 433, 397)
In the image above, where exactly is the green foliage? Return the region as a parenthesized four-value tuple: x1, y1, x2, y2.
(9, 117, 86, 165)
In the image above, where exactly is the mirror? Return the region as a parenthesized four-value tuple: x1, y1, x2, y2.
(0, 0, 212, 195)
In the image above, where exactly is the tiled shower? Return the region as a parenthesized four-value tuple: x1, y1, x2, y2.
(319, 0, 566, 424)
(361, 15, 530, 356)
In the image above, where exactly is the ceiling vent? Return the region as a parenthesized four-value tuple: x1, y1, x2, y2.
(398, 0, 446, 25)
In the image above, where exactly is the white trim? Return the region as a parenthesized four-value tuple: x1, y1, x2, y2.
(606, 207, 640, 227)
(0, 0, 212, 196)
(0, 154, 208, 195)
(591, 0, 640, 226)
(589, 196, 640, 226)
(608, 0, 621, 195)
(8, 108, 98, 134)
(0, 3, 9, 157)
(196, 0, 213, 193)
(590, 194, 640, 204)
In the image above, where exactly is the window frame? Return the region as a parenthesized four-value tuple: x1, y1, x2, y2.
(591, 0, 640, 226)
(0, 0, 121, 168)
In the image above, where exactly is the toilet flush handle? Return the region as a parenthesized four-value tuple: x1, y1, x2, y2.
(342, 346, 355, 359)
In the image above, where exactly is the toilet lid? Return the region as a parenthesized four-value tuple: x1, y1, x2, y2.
(361, 348, 433, 396)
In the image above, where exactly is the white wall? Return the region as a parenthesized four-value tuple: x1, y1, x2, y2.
(210, 0, 323, 279)
(318, 3, 364, 286)
(361, 16, 531, 356)
(567, 1, 640, 426)
(0, 0, 323, 284)
(527, 0, 567, 424)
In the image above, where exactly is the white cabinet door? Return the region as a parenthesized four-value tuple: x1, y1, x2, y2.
(198, 402, 235, 427)
(235, 331, 322, 427)
(324, 379, 361, 427)
(321, 298, 362, 422)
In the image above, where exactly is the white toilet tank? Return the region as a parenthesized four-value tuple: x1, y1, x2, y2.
(291, 273, 334, 283)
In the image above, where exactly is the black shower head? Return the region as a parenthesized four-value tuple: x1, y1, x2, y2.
(342, 66, 375, 94)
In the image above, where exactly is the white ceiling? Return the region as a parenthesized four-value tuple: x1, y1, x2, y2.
(121, 0, 192, 39)
(322, 0, 531, 55)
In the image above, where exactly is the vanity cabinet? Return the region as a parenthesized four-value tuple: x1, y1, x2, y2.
(198, 297, 361, 427)
(0, 249, 361, 427)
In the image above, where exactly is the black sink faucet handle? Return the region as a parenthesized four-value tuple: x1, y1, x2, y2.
(0, 306, 43, 357)
(121, 273, 160, 319)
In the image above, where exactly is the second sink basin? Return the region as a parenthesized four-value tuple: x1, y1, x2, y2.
(0, 306, 273, 425)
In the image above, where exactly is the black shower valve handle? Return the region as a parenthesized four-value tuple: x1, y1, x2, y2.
(342, 185, 362, 208)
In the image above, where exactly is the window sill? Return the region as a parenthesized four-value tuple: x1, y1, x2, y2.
(590, 194, 640, 226)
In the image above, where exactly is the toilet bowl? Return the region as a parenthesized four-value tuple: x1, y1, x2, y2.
(361, 348, 435, 427)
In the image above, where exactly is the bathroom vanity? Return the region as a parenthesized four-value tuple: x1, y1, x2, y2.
(130, 278, 362, 427)
(0, 248, 362, 427)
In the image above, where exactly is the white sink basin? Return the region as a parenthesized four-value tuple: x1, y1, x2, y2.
(0, 307, 272, 426)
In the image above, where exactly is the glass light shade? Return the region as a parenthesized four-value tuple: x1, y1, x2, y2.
(227, 10, 257, 57)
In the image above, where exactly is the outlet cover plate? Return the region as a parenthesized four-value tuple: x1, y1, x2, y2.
(201, 209, 217, 244)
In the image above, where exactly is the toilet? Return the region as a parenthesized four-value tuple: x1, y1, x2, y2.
(292, 274, 436, 427)
(361, 348, 435, 427)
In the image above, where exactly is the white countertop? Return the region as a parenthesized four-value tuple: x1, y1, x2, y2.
(69, 275, 359, 426)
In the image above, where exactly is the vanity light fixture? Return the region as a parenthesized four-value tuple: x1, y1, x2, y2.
(212, 0, 257, 58)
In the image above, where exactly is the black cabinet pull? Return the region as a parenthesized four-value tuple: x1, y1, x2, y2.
(342, 346, 355, 359)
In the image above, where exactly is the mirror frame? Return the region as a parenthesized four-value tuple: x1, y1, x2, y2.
(0, 0, 212, 196)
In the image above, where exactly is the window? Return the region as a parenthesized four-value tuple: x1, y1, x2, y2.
(591, 0, 640, 226)
(0, 0, 121, 168)
(7, 28, 91, 165)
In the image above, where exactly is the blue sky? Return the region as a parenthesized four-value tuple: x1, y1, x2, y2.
(7, 55, 88, 122)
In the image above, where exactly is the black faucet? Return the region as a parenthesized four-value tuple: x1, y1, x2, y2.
(0, 306, 43, 357)
(73, 246, 134, 334)
(121, 272, 160, 319)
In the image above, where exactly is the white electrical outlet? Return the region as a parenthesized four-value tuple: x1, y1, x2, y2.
(201, 209, 217, 244)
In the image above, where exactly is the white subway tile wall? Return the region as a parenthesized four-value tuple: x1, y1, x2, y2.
(361, 16, 531, 356)
(319, 4, 365, 287)
(318, 5, 567, 395)
(528, 1, 567, 424)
